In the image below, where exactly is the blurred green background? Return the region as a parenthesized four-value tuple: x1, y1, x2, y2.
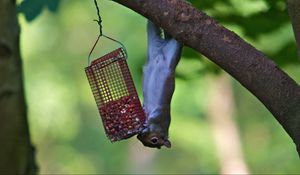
(18, 0, 300, 174)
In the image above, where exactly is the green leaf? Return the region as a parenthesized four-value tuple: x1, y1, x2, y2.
(18, 0, 61, 22)
(47, 0, 60, 12)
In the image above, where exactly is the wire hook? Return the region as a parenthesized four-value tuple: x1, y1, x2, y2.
(88, 0, 128, 65)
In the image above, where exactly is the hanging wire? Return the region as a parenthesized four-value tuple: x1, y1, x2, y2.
(88, 0, 128, 65)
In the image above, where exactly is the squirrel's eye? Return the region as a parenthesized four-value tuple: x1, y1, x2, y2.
(150, 137, 158, 144)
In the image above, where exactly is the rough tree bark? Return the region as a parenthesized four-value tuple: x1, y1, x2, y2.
(0, 0, 36, 173)
(112, 0, 300, 155)
(286, 0, 300, 61)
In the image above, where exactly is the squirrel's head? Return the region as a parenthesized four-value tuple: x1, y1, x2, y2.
(137, 123, 171, 149)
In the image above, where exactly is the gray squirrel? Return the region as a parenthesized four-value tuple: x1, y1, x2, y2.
(137, 21, 182, 149)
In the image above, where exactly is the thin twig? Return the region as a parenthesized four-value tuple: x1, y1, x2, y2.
(94, 0, 103, 36)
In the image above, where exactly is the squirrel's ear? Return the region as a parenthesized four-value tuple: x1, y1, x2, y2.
(163, 139, 171, 148)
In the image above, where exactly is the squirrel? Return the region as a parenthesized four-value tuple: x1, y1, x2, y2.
(137, 21, 182, 149)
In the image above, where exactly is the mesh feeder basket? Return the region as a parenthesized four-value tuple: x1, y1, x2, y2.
(85, 47, 146, 142)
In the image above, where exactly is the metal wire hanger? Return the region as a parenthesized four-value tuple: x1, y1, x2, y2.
(88, 0, 128, 65)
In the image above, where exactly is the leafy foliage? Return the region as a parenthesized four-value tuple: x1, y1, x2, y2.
(185, 0, 298, 72)
(18, 0, 298, 68)
(18, 0, 60, 21)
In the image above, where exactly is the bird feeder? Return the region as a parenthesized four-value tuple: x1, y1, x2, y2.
(85, 47, 146, 141)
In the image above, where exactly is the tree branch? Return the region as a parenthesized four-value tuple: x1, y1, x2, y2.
(286, 0, 300, 61)
(112, 0, 300, 155)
